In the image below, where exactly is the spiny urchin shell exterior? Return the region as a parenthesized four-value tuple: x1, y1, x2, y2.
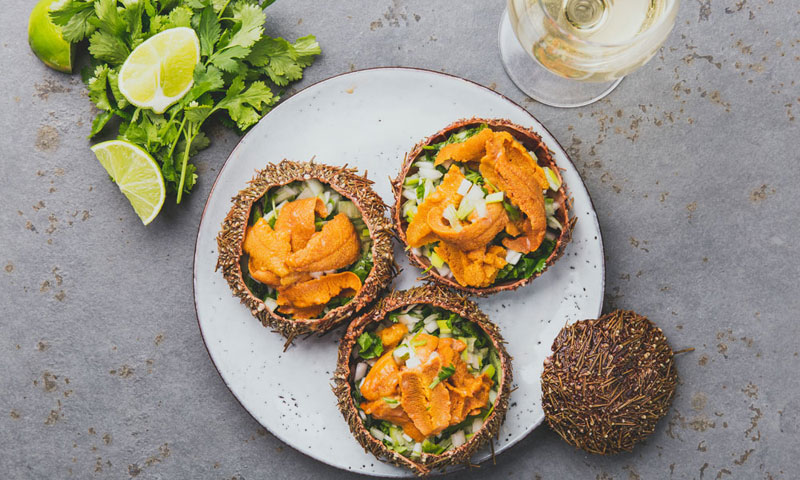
(332, 285, 513, 476)
(391, 118, 575, 296)
(541, 310, 678, 455)
(217, 160, 396, 340)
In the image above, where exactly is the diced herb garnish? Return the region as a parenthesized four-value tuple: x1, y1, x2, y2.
(429, 364, 456, 389)
(502, 200, 521, 221)
(357, 332, 384, 360)
(496, 239, 555, 281)
(349, 249, 373, 282)
(422, 439, 445, 454)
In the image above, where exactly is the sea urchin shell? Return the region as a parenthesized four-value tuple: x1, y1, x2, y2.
(391, 118, 575, 296)
(541, 310, 677, 455)
(217, 160, 395, 340)
(333, 285, 513, 476)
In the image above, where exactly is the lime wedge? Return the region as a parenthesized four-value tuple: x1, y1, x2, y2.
(91, 140, 166, 225)
(28, 0, 73, 73)
(118, 27, 200, 114)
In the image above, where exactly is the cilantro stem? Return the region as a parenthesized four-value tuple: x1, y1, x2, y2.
(217, 0, 232, 19)
(176, 129, 195, 204)
(166, 116, 187, 160)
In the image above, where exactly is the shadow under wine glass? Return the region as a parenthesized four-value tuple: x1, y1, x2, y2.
(499, 0, 680, 108)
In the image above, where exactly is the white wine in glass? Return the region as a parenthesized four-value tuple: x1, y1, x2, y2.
(499, 0, 680, 107)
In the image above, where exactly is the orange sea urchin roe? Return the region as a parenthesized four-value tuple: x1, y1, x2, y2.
(359, 330, 493, 443)
(243, 196, 364, 318)
(403, 128, 552, 287)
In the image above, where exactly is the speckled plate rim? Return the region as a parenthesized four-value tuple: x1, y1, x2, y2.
(192, 67, 605, 477)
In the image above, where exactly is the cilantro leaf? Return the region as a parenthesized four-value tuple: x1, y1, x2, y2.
(50, 1, 97, 43)
(106, 70, 129, 110)
(187, 64, 225, 102)
(227, 3, 265, 49)
(357, 332, 384, 360)
(292, 35, 321, 68)
(88, 30, 131, 65)
(209, 45, 250, 73)
(93, 0, 127, 36)
(429, 364, 456, 389)
(218, 78, 274, 130)
(197, 7, 221, 57)
(90, 111, 114, 138)
(86, 65, 112, 111)
(166, 5, 193, 28)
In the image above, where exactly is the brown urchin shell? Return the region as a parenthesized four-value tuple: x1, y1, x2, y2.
(541, 310, 677, 455)
(391, 117, 575, 296)
(332, 284, 513, 476)
(216, 160, 396, 340)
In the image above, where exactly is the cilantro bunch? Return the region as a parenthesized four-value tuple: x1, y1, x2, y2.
(50, 0, 321, 202)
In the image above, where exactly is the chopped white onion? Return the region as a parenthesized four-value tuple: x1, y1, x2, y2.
(354, 362, 368, 382)
(412, 442, 423, 456)
(472, 417, 484, 433)
(543, 166, 562, 191)
(435, 264, 451, 278)
(547, 216, 563, 230)
(423, 178, 435, 199)
(423, 322, 438, 333)
(296, 186, 315, 200)
(411, 247, 422, 256)
(418, 168, 443, 180)
(273, 185, 298, 203)
(545, 231, 558, 241)
(489, 389, 498, 405)
(359, 411, 366, 420)
(306, 179, 325, 196)
(402, 188, 418, 201)
(402, 433, 413, 443)
(366, 358, 377, 367)
(466, 184, 484, 202)
(396, 314, 418, 330)
(505, 249, 523, 265)
(405, 357, 421, 369)
(474, 199, 488, 218)
(369, 428, 385, 441)
(443, 205, 462, 231)
(485, 192, 504, 203)
(451, 430, 466, 448)
(457, 179, 473, 196)
(262, 297, 277, 312)
(337, 201, 361, 219)
(402, 202, 417, 219)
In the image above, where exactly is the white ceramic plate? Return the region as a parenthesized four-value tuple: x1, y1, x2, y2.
(194, 68, 604, 477)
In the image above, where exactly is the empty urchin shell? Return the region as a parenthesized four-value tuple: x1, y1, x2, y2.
(333, 285, 513, 476)
(541, 310, 678, 454)
(217, 160, 396, 340)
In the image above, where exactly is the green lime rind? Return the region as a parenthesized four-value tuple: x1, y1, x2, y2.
(28, 0, 73, 73)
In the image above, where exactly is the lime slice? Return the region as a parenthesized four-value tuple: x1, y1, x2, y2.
(28, 0, 73, 73)
(91, 140, 166, 225)
(118, 27, 200, 114)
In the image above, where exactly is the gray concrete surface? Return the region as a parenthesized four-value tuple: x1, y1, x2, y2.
(2, 0, 798, 478)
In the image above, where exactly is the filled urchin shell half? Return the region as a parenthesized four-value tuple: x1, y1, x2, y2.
(333, 285, 513, 476)
(217, 160, 396, 340)
(391, 117, 574, 296)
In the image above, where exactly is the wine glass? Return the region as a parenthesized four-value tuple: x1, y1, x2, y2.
(499, 0, 680, 108)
